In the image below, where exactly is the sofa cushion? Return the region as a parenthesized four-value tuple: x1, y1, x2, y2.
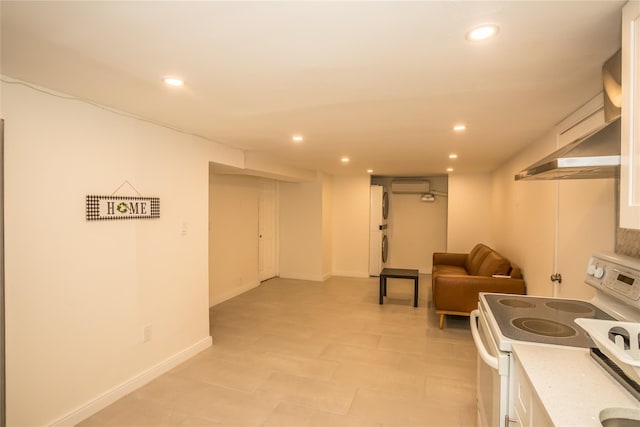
(510, 266, 523, 279)
(433, 265, 467, 276)
(465, 244, 492, 275)
(477, 251, 511, 277)
(465, 244, 484, 265)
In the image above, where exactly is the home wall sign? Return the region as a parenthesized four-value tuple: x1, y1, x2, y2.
(86, 195, 160, 221)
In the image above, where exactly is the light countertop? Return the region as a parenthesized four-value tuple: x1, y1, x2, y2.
(513, 343, 640, 426)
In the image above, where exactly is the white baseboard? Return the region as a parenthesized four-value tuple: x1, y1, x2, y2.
(278, 273, 327, 282)
(50, 336, 213, 427)
(281, 272, 371, 281)
(209, 280, 260, 307)
(332, 271, 370, 278)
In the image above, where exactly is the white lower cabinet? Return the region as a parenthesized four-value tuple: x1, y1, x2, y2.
(512, 354, 553, 427)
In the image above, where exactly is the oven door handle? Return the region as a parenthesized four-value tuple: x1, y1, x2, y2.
(470, 309, 499, 370)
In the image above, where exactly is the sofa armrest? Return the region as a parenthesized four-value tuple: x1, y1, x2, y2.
(432, 274, 526, 314)
(432, 252, 467, 267)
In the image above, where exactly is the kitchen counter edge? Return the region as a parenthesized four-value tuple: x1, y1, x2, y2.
(512, 342, 640, 426)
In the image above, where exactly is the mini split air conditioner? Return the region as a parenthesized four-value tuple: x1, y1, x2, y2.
(391, 180, 430, 194)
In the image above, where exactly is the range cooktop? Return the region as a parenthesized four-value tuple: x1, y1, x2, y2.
(483, 293, 616, 348)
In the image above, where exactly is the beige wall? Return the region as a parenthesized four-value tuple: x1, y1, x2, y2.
(331, 175, 370, 277)
(2, 80, 244, 426)
(208, 173, 261, 306)
(447, 173, 493, 253)
(278, 173, 329, 281)
(381, 177, 448, 273)
(208, 173, 370, 286)
(322, 174, 333, 278)
(556, 179, 616, 299)
(492, 129, 616, 298)
(491, 133, 557, 296)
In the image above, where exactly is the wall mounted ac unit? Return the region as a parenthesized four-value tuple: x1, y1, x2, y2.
(391, 180, 430, 194)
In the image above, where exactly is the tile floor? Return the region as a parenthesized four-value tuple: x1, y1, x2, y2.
(79, 275, 477, 426)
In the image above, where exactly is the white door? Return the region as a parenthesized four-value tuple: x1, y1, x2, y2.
(259, 181, 277, 281)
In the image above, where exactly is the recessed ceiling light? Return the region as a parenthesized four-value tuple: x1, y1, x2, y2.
(447, 167, 454, 172)
(341, 157, 350, 163)
(292, 135, 304, 142)
(453, 124, 466, 132)
(163, 77, 184, 87)
(367, 169, 374, 174)
(449, 154, 458, 159)
(466, 24, 500, 41)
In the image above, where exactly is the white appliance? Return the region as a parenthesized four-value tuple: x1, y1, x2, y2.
(390, 179, 430, 194)
(471, 252, 640, 427)
(369, 185, 388, 276)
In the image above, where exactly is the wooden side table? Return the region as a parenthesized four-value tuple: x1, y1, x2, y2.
(379, 268, 419, 307)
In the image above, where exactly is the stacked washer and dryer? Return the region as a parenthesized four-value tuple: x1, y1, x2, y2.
(369, 185, 389, 276)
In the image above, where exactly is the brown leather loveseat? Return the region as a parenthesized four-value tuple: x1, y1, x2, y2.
(432, 243, 526, 328)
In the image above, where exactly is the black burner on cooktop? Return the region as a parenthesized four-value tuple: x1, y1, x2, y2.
(545, 300, 594, 314)
(483, 293, 616, 348)
(499, 298, 536, 309)
(511, 317, 578, 338)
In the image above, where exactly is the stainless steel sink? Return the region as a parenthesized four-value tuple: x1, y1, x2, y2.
(601, 408, 640, 427)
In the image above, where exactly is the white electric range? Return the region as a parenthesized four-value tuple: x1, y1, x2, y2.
(471, 251, 640, 427)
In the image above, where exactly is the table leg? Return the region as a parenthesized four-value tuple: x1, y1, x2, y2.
(379, 276, 384, 304)
(413, 277, 418, 307)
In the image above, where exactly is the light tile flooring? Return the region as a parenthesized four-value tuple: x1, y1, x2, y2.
(79, 275, 477, 426)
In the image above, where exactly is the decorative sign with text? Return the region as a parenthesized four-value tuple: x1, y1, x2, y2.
(86, 195, 160, 221)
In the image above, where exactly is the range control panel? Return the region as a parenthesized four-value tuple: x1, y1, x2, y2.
(586, 252, 640, 303)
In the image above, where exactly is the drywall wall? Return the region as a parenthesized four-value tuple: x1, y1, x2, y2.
(243, 151, 316, 182)
(322, 174, 333, 278)
(556, 179, 616, 299)
(209, 173, 369, 289)
(491, 130, 557, 296)
(278, 173, 327, 281)
(492, 128, 615, 298)
(208, 172, 261, 307)
(373, 176, 448, 273)
(1, 79, 243, 426)
(331, 175, 370, 277)
(447, 173, 493, 253)
(210, 152, 316, 183)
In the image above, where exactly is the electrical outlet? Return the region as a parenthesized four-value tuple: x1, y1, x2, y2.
(143, 325, 152, 343)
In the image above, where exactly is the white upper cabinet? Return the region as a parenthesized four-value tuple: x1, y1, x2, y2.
(620, 0, 640, 229)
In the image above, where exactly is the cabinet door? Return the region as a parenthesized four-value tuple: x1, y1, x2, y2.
(530, 394, 553, 427)
(620, 0, 640, 229)
(513, 356, 553, 427)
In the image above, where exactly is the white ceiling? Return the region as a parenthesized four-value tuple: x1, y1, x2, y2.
(0, 1, 625, 177)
